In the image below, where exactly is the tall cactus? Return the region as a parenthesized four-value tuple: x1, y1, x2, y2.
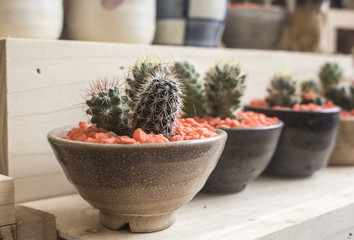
(84, 79, 130, 135)
(266, 72, 298, 107)
(204, 60, 246, 119)
(131, 68, 184, 138)
(173, 61, 207, 117)
(319, 62, 343, 93)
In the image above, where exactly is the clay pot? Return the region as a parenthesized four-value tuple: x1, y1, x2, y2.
(0, 0, 63, 39)
(244, 106, 341, 177)
(329, 117, 354, 165)
(203, 121, 283, 193)
(64, 0, 156, 43)
(48, 125, 227, 233)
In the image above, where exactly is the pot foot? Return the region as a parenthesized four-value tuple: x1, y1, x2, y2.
(99, 211, 176, 233)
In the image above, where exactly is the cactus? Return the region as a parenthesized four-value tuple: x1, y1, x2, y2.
(84, 79, 130, 135)
(131, 68, 184, 138)
(266, 72, 298, 107)
(325, 85, 354, 111)
(204, 60, 246, 119)
(300, 79, 324, 105)
(125, 55, 170, 106)
(173, 61, 207, 117)
(319, 62, 343, 93)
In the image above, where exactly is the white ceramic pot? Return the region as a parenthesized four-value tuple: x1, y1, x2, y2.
(0, 0, 63, 39)
(329, 117, 354, 165)
(64, 0, 156, 44)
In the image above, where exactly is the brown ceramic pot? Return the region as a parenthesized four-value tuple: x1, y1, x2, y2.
(48, 125, 227, 233)
(329, 117, 354, 165)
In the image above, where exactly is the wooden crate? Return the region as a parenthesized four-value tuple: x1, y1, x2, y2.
(0, 38, 352, 203)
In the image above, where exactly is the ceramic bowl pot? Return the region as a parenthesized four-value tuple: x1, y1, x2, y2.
(244, 106, 341, 177)
(48, 125, 227, 233)
(203, 121, 283, 193)
(329, 117, 354, 165)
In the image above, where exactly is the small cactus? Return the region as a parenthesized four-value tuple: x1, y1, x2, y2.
(325, 85, 354, 111)
(266, 72, 298, 107)
(319, 62, 343, 93)
(300, 79, 324, 105)
(84, 79, 130, 135)
(173, 61, 207, 117)
(131, 68, 184, 138)
(204, 60, 246, 119)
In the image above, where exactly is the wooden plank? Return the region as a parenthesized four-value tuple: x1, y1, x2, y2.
(0, 175, 15, 226)
(0, 38, 352, 203)
(23, 167, 354, 240)
(15, 205, 56, 240)
(0, 224, 16, 240)
(0, 39, 8, 175)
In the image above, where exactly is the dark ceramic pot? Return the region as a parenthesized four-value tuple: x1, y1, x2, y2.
(48, 125, 227, 233)
(244, 106, 341, 177)
(203, 121, 283, 193)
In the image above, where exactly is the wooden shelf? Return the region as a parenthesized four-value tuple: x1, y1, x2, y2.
(24, 167, 354, 240)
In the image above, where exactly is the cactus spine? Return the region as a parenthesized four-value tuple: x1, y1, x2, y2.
(84, 79, 130, 135)
(131, 68, 184, 138)
(204, 60, 246, 119)
(173, 61, 207, 117)
(266, 72, 298, 107)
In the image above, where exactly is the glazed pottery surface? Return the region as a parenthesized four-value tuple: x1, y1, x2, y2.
(329, 117, 354, 165)
(244, 106, 341, 177)
(203, 121, 283, 193)
(48, 126, 227, 232)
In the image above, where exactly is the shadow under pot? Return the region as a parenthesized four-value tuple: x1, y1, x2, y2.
(203, 121, 283, 194)
(48, 125, 227, 233)
(328, 117, 354, 165)
(244, 106, 341, 177)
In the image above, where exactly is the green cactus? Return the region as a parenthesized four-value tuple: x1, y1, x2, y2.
(300, 79, 324, 105)
(204, 60, 246, 119)
(131, 68, 184, 138)
(125, 55, 170, 106)
(319, 62, 343, 93)
(84, 79, 130, 135)
(325, 85, 354, 111)
(266, 72, 298, 107)
(173, 61, 207, 117)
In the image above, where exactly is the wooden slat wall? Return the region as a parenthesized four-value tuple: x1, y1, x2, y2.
(0, 38, 352, 203)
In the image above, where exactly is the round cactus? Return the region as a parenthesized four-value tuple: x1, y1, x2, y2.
(319, 62, 343, 92)
(173, 61, 207, 117)
(84, 79, 130, 135)
(131, 68, 184, 138)
(204, 60, 247, 119)
(325, 85, 354, 111)
(266, 72, 298, 107)
(300, 79, 324, 105)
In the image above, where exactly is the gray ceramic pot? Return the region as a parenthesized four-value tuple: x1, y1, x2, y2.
(203, 121, 283, 193)
(48, 126, 227, 233)
(244, 106, 341, 177)
(329, 117, 354, 165)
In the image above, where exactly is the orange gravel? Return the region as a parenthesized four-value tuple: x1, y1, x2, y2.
(194, 111, 278, 128)
(341, 110, 354, 118)
(62, 119, 218, 144)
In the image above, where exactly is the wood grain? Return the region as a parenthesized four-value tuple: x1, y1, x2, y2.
(0, 175, 15, 226)
(0, 38, 352, 203)
(24, 167, 354, 240)
(15, 205, 56, 240)
(0, 224, 16, 240)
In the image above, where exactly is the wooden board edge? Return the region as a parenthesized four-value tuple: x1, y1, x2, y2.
(0, 39, 8, 175)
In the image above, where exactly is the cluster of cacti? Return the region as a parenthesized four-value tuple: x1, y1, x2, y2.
(319, 62, 354, 111)
(300, 79, 324, 105)
(266, 72, 298, 107)
(84, 79, 130, 136)
(84, 56, 183, 138)
(173, 61, 207, 117)
(204, 60, 246, 119)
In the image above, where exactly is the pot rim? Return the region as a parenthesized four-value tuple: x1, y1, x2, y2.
(47, 125, 227, 149)
(244, 105, 341, 114)
(219, 120, 284, 131)
(340, 116, 354, 121)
